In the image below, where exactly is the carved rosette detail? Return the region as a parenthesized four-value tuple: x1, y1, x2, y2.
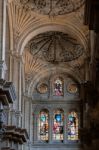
(67, 83, 78, 94)
(28, 31, 84, 62)
(37, 83, 48, 94)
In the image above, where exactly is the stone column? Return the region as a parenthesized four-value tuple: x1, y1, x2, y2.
(11, 55, 21, 110)
(89, 31, 97, 84)
(18, 143, 22, 150)
(22, 96, 25, 129)
(34, 111, 38, 143)
(10, 54, 23, 127)
(15, 111, 22, 127)
(85, 58, 90, 82)
(0, 0, 7, 79)
(28, 99, 33, 143)
(10, 109, 16, 126)
(90, 30, 96, 64)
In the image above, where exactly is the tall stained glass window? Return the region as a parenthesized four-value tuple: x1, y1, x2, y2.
(53, 109, 64, 141)
(54, 78, 63, 96)
(67, 111, 78, 141)
(38, 109, 49, 142)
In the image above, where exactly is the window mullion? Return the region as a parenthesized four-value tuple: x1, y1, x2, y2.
(49, 111, 53, 143)
(64, 111, 67, 143)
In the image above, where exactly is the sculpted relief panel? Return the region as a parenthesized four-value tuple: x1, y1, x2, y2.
(18, 0, 85, 16)
(28, 31, 84, 62)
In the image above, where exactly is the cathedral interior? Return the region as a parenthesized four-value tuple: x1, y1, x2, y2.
(0, 0, 99, 150)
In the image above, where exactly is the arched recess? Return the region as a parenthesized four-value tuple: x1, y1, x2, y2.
(27, 66, 83, 97)
(17, 23, 88, 98)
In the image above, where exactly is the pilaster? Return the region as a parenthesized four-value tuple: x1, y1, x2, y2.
(0, 0, 7, 79)
(33, 112, 38, 143)
(0, 60, 7, 79)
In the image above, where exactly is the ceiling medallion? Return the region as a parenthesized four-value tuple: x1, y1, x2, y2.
(28, 31, 84, 62)
(37, 83, 48, 94)
(67, 83, 78, 94)
(20, 0, 85, 16)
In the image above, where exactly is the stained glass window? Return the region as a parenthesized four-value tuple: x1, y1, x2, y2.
(38, 109, 49, 142)
(53, 109, 64, 141)
(67, 111, 78, 140)
(54, 78, 63, 96)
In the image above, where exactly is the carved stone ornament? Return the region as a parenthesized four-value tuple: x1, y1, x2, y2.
(28, 31, 84, 62)
(20, 0, 29, 4)
(19, 0, 85, 16)
(37, 83, 48, 94)
(67, 83, 78, 94)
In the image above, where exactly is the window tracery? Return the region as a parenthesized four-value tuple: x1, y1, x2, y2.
(33, 76, 80, 144)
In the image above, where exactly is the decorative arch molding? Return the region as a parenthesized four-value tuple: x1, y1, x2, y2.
(27, 66, 83, 97)
(33, 105, 51, 114)
(33, 104, 70, 115)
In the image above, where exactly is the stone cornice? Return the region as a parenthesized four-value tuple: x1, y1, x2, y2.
(3, 125, 29, 144)
(0, 79, 16, 105)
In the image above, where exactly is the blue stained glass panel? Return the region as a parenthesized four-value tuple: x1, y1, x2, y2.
(55, 114, 61, 122)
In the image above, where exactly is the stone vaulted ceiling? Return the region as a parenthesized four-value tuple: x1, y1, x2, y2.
(7, 0, 89, 93)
